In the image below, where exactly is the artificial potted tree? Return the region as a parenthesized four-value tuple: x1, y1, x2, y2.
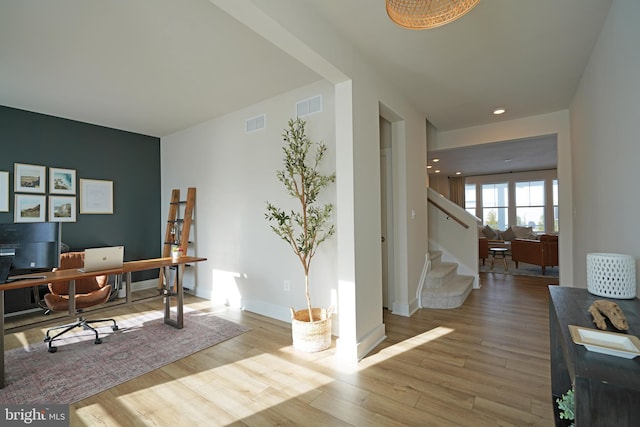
(265, 117, 336, 352)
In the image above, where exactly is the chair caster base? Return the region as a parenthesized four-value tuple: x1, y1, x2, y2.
(94, 338, 102, 345)
(112, 325, 119, 331)
(48, 346, 57, 353)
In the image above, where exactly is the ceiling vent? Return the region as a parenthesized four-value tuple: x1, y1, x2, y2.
(296, 95, 322, 118)
(245, 114, 266, 133)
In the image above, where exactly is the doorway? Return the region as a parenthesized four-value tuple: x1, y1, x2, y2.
(379, 117, 394, 309)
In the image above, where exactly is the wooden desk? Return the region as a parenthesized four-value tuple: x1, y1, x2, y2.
(0, 256, 206, 388)
(549, 286, 640, 426)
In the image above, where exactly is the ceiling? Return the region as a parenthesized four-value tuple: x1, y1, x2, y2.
(427, 135, 558, 177)
(0, 0, 321, 137)
(0, 1, 612, 167)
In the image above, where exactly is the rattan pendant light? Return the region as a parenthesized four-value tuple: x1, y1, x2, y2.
(386, 0, 480, 30)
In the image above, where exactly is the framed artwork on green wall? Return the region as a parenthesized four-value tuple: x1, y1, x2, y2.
(14, 163, 46, 193)
(80, 179, 113, 214)
(49, 196, 76, 222)
(49, 167, 76, 195)
(0, 171, 8, 212)
(15, 194, 46, 222)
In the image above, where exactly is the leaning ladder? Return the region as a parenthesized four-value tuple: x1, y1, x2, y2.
(158, 187, 196, 292)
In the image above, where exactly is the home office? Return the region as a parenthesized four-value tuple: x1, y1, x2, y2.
(2, 0, 638, 424)
(0, 125, 206, 391)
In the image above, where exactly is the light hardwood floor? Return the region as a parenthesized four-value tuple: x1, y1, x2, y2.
(9, 272, 560, 426)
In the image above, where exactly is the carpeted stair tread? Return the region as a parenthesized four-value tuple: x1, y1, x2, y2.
(425, 262, 458, 288)
(422, 275, 474, 309)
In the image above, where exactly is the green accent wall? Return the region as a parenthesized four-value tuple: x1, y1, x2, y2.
(0, 106, 160, 278)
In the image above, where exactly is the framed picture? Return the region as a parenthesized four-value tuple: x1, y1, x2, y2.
(15, 194, 46, 222)
(0, 171, 8, 212)
(49, 167, 76, 194)
(49, 196, 76, 222)
(14, 163, 46, 193)
(80, 179, 113, 214)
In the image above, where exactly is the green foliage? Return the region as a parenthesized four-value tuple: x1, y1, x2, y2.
(556, 388, 575, 426)
(486, 210, 498, 228)
(265, 118, 335, 319)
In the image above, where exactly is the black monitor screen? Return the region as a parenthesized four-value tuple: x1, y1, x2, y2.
(0, 222, 61, 275)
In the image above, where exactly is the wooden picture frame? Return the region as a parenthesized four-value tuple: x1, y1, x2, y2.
(0, 171, 8, 212)
(80, 179, 113, 214)
(15, 194, 46, 222)
(49, 167, 76, 195)
(14, 163, 46, 193)
(49, 196, 76, 222)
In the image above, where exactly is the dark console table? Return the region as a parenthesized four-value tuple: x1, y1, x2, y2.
(549, 286, 640, 426)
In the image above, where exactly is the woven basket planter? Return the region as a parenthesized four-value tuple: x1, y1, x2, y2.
(587, 253, 636, 299)
(290, 307, 333, 352)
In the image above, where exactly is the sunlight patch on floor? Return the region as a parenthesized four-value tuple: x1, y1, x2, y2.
(371, 326, 454, 361)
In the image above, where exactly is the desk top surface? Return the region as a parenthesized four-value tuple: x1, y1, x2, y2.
(0, 256, 206, 291)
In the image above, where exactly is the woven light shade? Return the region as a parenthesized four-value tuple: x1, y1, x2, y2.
(386, 0, 480, 30)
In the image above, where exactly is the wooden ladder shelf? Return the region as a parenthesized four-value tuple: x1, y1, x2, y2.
(158, 187, 196, 291)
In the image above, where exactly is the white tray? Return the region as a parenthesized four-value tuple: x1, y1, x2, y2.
(569, 325, 640, 359)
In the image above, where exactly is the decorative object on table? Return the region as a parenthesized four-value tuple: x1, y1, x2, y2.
(385, 0, 480, 30)
(14, 194, 46, 222)
(49, 167, 76, 194)
(265, 117, 335, 352)
(556, 388, 575, 427)
(569, 325, 640, 359)
(171, 244, 183, 261)
(48, 195, 76, 222)
(588, 299, 629, 331)
(79, 178, 113, 214)
(586, 252, 636, 299)
(14, 163, 46, 193)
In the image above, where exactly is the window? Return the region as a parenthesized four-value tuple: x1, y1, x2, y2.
(465, 171, 558, 233)
(553, 179, 559, 232)
(464, 183, 476, 217)
(482, 183, 508, 230)
(515, 180, 545, 232)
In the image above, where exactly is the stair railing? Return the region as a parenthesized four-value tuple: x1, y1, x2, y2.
(423, 187, 481, 294)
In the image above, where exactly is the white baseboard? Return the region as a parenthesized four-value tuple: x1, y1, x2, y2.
(336, 322, 386, 362)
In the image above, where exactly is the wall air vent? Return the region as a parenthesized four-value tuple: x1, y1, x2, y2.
(296, 95, 322, 118)
(245, 114, 266, 134)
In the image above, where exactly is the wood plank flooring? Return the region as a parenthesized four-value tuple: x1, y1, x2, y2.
(7, 272, 560, 426)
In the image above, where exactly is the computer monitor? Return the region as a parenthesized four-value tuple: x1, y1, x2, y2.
(0, 222, 61, 276)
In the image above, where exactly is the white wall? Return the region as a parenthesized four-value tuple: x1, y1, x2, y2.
(169, 0, 429, 361)
(161, 80, 338, 324)
(570, 0, 640, 294)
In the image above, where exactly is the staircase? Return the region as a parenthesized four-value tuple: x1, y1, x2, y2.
(421, 250, 474, 309)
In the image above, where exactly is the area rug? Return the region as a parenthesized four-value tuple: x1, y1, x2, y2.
(479, 258, 559, 279)
(0, 308, 249, 405)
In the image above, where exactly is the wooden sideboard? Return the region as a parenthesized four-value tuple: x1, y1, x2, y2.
(549, 286, 640, 426)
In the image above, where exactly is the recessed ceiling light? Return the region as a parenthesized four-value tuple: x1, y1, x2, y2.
(504, 158, 512, 162)
(455, 171, 462, 175)
(432, 158, 440, 162)
(427, 165, 433, 169)
(434, 169, 440, 173)
(493, 107, 506, 115)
